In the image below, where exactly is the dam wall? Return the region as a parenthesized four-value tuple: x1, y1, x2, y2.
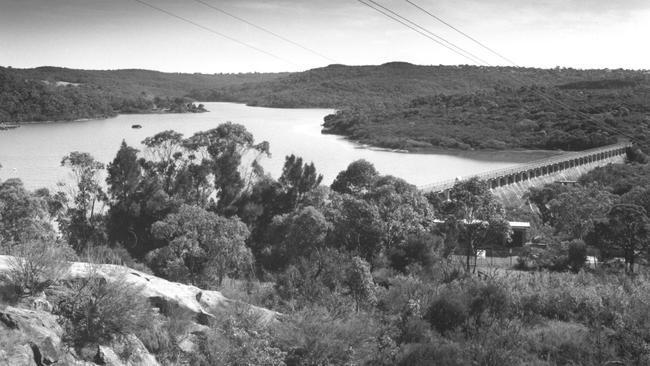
(420, 142, 631, 207)
(491, 154, 626, 207)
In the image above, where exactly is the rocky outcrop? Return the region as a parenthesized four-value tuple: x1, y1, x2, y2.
(0, 305, 63, 366)
(0, 255, 278, 366)
(0, 255, 277, 324)
(0, 305, 161, 366)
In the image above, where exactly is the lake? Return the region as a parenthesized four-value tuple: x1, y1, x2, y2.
(0, 102, 552, 190)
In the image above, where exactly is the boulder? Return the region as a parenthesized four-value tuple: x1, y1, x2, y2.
(0, 305, 63, 365)
(96, 335, 160, 366)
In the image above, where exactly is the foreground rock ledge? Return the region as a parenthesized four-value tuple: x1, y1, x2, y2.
(0, 255, 278, 365)
(0, 255, 277, 323)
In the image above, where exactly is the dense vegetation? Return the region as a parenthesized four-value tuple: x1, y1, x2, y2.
(2, 122, 650, 365)
(0, 66, 281, 122)
(322, 84, 650, 151)
(192, 63, 646, 108)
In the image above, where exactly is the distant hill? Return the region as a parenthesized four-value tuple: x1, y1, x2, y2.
(0, 66, 285, 123)
(188, 63, 648, 108)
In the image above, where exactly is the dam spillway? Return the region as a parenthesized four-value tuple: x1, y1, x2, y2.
(420, 142, 631, 200)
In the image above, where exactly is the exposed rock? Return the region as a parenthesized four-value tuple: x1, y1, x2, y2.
(97, 335, 160, 366)
(0, 344, 34, 366)
(0, 305, 62, 365)
(0, 255, 278, 365)
(0, 255, 277, 324)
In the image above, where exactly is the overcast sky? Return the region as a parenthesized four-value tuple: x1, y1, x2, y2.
(1, 0, 648, 73)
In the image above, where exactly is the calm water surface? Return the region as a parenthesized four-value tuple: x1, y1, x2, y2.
(0, 102, 542, 190)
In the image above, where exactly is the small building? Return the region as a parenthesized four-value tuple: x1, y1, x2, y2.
(509, 221, 531, 247)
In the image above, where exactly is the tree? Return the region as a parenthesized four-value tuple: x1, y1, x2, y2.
(0, 179, 55, 247)
(184, 123, 270, 213)
(525, 184, 570, 225)
(326, 194, 384, 263)
(279, 154, 323, 209)
(600, 204, 650, 273)
(105, 141, 147, 251)
(345, 256, 376, 311)
(331, 159, 378, 195)
(442, 178, 511, 272)
(147, 204, 252, 286)
(365, 175, 435, 251)
(547, 185, 615, 239)
(106, 140, 141, 203)
(264, 206, 331, 271)
(59, 152, 107, 251)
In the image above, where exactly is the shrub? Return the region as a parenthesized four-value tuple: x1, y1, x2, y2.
(521, 321, 601, 366)
(567, 240, 587, 273)
(466, 280, 510, 327)
(387, 233, 443, 273)
(425, 295, 468, 335)
(135, 303, 195, 364)
(5, 240, 75, 296)
(191, 303, 286, 366)
(279, 308, 378, 366)
(53, 269, 152, 347)
(81, 244, 153, 274)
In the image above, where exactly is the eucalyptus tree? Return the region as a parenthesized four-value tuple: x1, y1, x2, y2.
(442, 178, 511, 272)
(59, 151, 107, 251)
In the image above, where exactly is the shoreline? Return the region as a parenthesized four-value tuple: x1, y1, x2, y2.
(327, 132, 565, 163)
(6, 101, 567, 163)
(6, 108, 209, 126)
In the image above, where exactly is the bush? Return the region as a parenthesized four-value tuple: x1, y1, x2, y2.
(5, 240, 75, 296)
(81, 244, 153, 274)
(52, 269, 152, 347)
(466, 280, 510, 326)
(567, 240, 587, 273)
(521, 321, 602, 366)
(191, 303, 286, 366)
(135, 303, 195, 364)
(425, 295, 468, 335)
(387, 233, 444, 274)
(279, 308, 378, 366)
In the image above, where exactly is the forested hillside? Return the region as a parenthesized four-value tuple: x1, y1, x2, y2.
(322, 84, 650, 151)
(190, 62, 647, 108)
(0, 66, 283, 123)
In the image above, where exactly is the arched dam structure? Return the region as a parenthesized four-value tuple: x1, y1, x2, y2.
(420, 142, 631, 207)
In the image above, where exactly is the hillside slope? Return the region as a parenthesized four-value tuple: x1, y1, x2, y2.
(189, 62, 648, 108)
(0, 66, 284, 123)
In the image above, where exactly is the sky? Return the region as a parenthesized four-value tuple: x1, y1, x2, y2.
(0, 0, 648, 73)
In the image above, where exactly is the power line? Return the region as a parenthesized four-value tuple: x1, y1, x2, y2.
(132, 0, 297, 67)
(190, 0, 338, 64)
(359, 0, 641, 144)
(356, 0, 484, 65)
(404, 2, 642, 143)
(364, 0, 491, 65)
(405, 0, 518, 66)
